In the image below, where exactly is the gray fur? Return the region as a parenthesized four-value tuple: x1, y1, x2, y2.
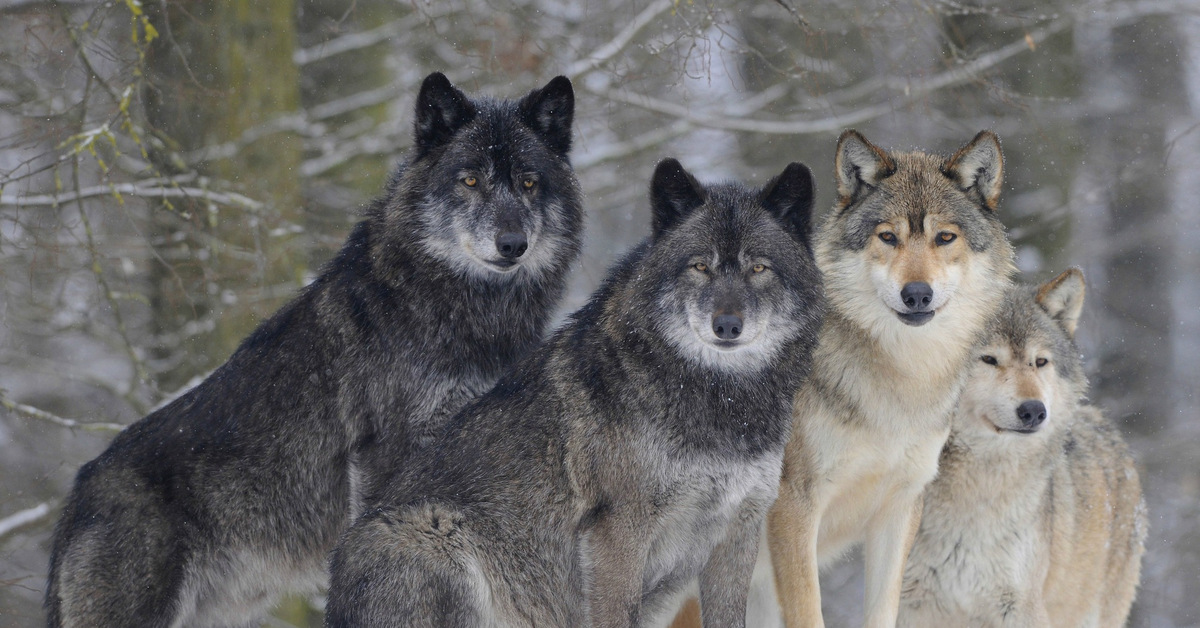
(324, 159, 825, 628)
(46, 73, 583, 628)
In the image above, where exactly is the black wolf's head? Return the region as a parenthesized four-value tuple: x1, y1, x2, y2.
(388, 73, 583, 282)
(624, 159, 824, 373)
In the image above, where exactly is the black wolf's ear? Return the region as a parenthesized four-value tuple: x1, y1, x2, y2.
(519, 76, 574, 155)
(413, 72, 476, 155)
(943, 130, 1004, 211)
(835, 130, 896, 209)
(1036, 268, 1086, 338)
(650, 158, 705, 240)
(760, 162, 816, 240)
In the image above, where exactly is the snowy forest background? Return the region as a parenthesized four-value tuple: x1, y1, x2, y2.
(1, 0, 1198, 625)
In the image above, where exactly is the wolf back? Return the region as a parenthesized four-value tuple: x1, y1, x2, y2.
(45, 73, 583, 628)
(324, 159, 825, 628)
(900, 269, 1147, 627)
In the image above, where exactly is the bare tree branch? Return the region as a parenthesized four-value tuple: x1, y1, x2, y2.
(0, 503, 52, 541)
(0, 392, 125, 433)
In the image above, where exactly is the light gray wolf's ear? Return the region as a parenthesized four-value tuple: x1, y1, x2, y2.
(413, 72, 476, 156)
(1036, 267, 1086, 338)
(760, 162, 816, 241)
(943, 130, 1004, 210)
(519, 76, 574, 155)
(835, 129, 896, 208)
(650, 158, 705, 240)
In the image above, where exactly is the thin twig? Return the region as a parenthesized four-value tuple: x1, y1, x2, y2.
(0, 393, 125, 434)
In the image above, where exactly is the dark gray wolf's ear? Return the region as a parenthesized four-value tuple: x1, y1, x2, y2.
(650, 158, 705, 240)
(943, 130, 1004, 210)
(413, 72, 476, 155)
(835, 129, 896, 209)
(760, 162, 816, 240)
(1036, 267, 1086, 338)
(519, 76, 574, 155)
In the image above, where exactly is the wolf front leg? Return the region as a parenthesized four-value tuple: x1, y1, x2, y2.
(862, 494, 924, 628)
(699, 498, 772, 627)
(585, 505, 650, 628)
(767, 481, 824, 628)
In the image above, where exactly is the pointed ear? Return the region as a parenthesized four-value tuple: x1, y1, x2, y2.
(413, 72, 476, 155)
(835, 130, 895, 208)
(1036, 268, 1086, 338)
(942, 130, 1004, 210)
(519, 76, 574, 155)
(650, 158, 705, 240)
(760, 162, 816, 240)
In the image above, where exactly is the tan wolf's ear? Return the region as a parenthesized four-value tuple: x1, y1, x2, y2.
(835, 130, 895, 208)
(1036, 268, 1086, 338)
(943, 130, 1004, 210)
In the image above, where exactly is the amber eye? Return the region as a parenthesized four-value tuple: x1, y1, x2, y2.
(693, 262, 708, 272)
(1035, 357, 1049, 368)
(752, 263, 766, 273)
(937, 232, 957, 245)
(462, 176, 478, 188)
(878, 232, 897, 245)
(981, 355, 998, 366)
(522, 178, 536, 190)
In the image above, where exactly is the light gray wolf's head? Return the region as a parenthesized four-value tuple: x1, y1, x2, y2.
(396, 73, 583, 282)
(631, 158, 824, 373)
(818, 130, 1015, 346)
(958, 268, 1088, 438)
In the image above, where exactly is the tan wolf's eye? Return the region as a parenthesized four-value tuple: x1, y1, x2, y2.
(1035, 357, 1049, 368)
(981, 355, 998, 366)
(522, 178, 535, 190)
(693, 262, 708, 273)
(937, 232, 957, 245)
(878, 232, 897, 245)
(462, 176, 478, 188)
(752, 263, 766, 273)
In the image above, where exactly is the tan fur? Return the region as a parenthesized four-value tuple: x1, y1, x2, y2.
(899, 270, 1147, 628)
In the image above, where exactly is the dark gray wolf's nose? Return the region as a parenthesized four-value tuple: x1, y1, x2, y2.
(1016, 400, 1047, 429)
(901, 282, 933, 310)
(496, 232, 528, 259)
(713, 314, 743, 340)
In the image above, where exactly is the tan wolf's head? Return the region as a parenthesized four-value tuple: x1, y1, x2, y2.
(958, 268, 1089, 438)
(817, 130, 1016, 349)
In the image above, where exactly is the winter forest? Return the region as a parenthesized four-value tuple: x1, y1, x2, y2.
(1, 0, 1198, 625)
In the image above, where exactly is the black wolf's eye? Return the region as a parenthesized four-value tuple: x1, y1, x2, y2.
(752, 263, 766, 274)
(981, 355, 998, 366)
(521, 178, 536, 190)
(462, 176, 478, 188)
(878, 232, 897, 246)
(936, 232, 957, 245)
(693, 262, 708, 273)
(1035, 357, 1049, 368)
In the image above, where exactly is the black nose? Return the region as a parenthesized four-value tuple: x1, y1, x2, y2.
(496, 232, 528, 259)
(1016, 400, 1047, 428)
(900, 282, 934, 310)
(713, 314, 743, 340)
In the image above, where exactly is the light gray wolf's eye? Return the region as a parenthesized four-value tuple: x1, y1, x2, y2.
(878, 232, 897, 245)
(693, 262, 708, 273)
(981, 355, 998, 366)
(1035, 357, 1049, 368)
(936, 231, 957, 245)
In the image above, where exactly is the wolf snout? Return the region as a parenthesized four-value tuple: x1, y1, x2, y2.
(900, 282, 933, 310)
(712, 313, 743, 340)
(1016, 400, 1047, 430)
(495, 231, 528, 259)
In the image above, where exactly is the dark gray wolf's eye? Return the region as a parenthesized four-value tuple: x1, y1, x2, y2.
(462, 176, 478, 188)
(752, 263, 767, 274)
(693, 262, 709, 273)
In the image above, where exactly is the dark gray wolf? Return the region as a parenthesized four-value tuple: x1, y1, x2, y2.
(900, 269, 1147, 627)
(766, 131, 1016, 628)
(45, 72, 583, 628)
(323, 158, 825, 628)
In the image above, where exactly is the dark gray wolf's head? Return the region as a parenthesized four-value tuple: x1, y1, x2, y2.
(958, 268, 1088, 438)
(392, 73, 583, 282)
(624, 158, 824, 373)
(819, 130, 1015, 343)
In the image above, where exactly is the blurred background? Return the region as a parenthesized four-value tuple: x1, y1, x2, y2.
(0, 0, 1197, 625)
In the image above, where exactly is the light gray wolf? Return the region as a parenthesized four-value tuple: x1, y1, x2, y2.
(766, 130, 1016, 628)
(323, 158, 825, 628)
(45, 72, 583, 628)
(899, 268, 1147, 628)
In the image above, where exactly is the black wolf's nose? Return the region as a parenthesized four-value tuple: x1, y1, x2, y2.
(713, 314, 743, 340)
(1016, 400, 1047, 428)
(901, 282, 934, 310)
(496, 232, 528, 259)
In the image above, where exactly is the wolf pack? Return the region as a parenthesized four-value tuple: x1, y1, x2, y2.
(44, 74, 1147, 628)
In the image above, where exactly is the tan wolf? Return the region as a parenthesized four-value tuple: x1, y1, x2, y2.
(765, 130, 1016, 628)
(899, 268, 1147, 628)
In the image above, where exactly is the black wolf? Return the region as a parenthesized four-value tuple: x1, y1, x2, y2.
(46, 73, 583, 628)
(324, 158, 825, 628)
